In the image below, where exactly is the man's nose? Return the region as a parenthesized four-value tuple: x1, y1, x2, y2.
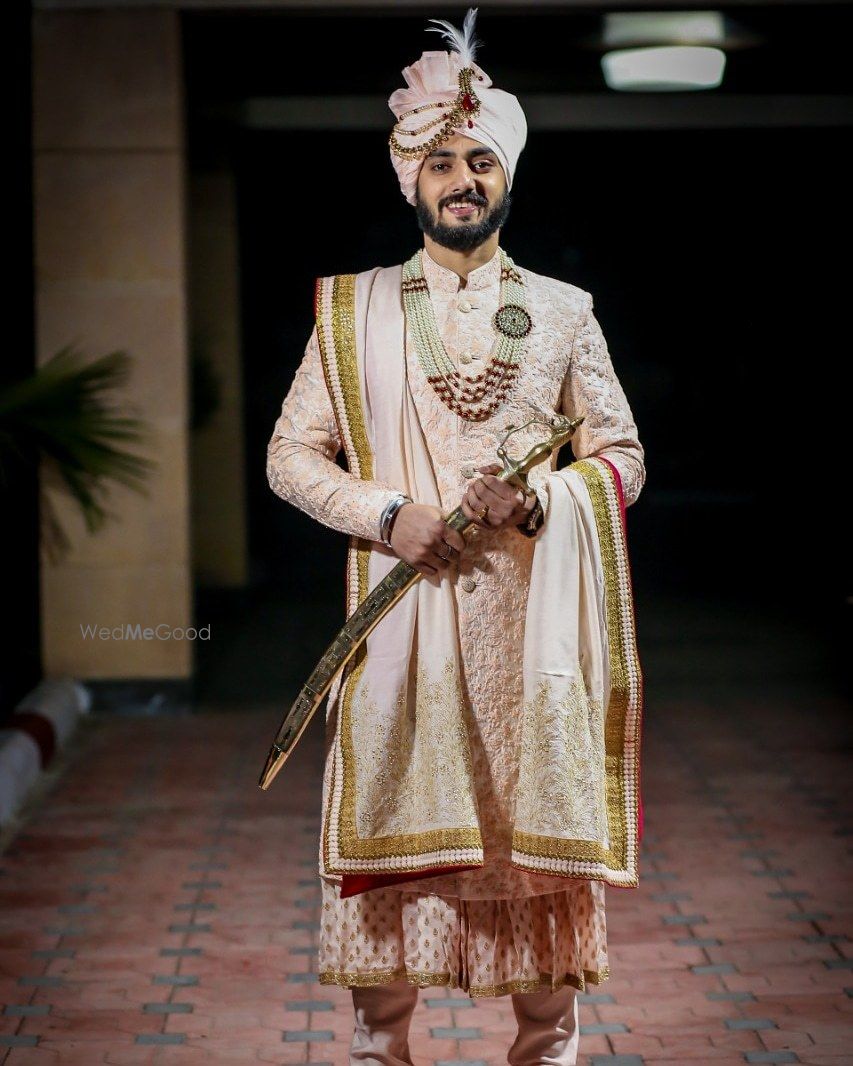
(450, 171, 476, 194)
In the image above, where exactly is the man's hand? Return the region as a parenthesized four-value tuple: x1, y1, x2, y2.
(461, 463, 537, 531)
(389, 503, 466, 577)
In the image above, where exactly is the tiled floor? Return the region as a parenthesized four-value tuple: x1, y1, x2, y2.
(0, 674, 849, 1063)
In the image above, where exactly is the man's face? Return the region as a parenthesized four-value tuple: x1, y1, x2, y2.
(415, 133, 512, 252)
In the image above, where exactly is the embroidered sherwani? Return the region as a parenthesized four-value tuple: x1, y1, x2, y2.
(267, 245, 645, 996)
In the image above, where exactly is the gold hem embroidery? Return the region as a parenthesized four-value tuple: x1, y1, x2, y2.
(317, 965, 611, 997)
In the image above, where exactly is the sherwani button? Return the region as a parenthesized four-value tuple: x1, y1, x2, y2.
(459, 351, 472, 364)
(461, 464, 476, 478)
(461, 575, 477, 592)
(458, 298, 472, 313)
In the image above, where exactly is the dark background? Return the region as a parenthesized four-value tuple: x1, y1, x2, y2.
(8, 5, 850, 711)
(186, 5, 850, 708)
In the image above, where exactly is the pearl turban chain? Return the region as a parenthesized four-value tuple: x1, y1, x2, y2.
(387, 8, 527, 206)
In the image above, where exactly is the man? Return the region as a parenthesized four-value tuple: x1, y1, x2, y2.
(266, 10, 645, 1064)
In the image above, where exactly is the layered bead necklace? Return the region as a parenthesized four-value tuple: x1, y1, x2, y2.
(402, 247, 533, 422)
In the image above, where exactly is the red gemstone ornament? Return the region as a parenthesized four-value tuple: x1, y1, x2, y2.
(461, 93, 475, 112)
(468, 120, 473, 128)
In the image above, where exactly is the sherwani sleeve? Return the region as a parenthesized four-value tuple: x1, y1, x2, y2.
(559, 292, 646, 508)
(266, 325, 406, 541)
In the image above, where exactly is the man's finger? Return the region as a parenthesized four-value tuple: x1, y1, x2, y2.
(479, 475, 518, 501)
(461, 497, 489, 526)
(469, 481, 509, 509)
(443, 529, 466, 553)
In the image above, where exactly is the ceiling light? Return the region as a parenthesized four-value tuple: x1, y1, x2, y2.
(603, 11, 726, 49)
(602, 45, 727, 91)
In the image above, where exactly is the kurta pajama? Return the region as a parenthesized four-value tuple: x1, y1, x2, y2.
(267, 245, 645, 997)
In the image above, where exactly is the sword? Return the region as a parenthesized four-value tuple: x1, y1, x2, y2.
(258, 410, 584, 791)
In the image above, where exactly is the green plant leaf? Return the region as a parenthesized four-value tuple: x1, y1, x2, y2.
(0, 345, 159, 552)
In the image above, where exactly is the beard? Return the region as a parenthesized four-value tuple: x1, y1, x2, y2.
(414, 187, 513, 252)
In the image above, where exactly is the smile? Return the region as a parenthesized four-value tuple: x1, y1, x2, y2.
(443, 200, 483, 218)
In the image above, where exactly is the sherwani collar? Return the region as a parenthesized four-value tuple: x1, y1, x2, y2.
(421, 244, 502, 294)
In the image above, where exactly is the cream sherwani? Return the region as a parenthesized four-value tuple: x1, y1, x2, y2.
(267, 244, 645, 996)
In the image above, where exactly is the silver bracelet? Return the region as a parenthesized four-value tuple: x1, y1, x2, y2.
(379, 493, 412, 547)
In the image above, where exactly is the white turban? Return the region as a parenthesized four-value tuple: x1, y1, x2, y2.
(387, 11, 527, 206)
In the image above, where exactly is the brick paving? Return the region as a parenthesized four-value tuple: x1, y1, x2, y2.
(0, 680, 849, 1064)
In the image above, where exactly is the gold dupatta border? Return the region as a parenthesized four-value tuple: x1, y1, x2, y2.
(315, 274, 370, 619)
(578, 456, 642, 881)
(315, 272, 484, 873)
(314, 274, 366, 878)
(510, 457, 642, 887)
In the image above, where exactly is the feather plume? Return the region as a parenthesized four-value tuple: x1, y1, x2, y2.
(426, 7, 480, 68)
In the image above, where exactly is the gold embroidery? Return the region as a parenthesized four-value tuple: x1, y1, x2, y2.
(317, 965, 611, 996)
(515, 673, 608, 841)
(331, 274, 370, 481)
(575, 458, 641, 875)
(316, 274, 372, 876)
(345, 656, 481, 849)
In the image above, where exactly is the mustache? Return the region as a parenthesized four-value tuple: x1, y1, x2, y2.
(438, 193, 488, 209)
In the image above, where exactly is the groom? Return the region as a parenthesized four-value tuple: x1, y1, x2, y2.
(266, 9, 645, 1064)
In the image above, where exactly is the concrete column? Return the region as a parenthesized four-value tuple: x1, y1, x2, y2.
(33, 10, 192, 679)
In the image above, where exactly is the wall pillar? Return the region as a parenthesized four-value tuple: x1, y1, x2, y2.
(33, 9, 192, 680)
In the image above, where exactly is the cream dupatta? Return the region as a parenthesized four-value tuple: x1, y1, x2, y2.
(314, 267, 643, 897)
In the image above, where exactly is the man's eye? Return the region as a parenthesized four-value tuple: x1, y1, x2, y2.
(432, 163, 448, 171)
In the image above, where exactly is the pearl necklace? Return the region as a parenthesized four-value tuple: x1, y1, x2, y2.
(402, 248, 532, 422)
